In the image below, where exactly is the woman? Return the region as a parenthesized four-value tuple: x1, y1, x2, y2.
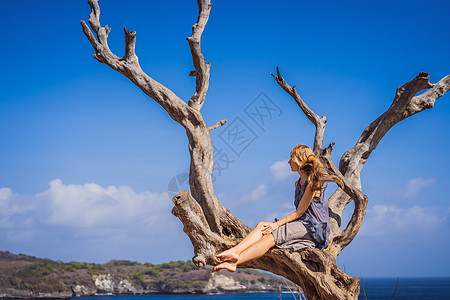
(212, 144, 341, 272)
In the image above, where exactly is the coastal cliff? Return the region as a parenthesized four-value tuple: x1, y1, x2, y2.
(0, 251, 293, 298)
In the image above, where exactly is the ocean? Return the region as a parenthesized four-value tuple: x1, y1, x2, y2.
(79, 277, 450, 299)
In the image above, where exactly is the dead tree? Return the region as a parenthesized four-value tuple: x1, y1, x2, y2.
(81, 1, 450, 299)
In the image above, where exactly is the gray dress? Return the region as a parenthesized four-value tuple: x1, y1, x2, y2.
(272, 178, 330, 251)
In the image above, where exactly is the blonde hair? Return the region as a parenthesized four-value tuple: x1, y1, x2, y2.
(290, 144, 342, 192)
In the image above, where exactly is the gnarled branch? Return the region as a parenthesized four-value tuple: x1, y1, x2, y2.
(82, 0, 230, 233)
(81, 0, 193, 125)
(273, 69, 450, 257)
(172, 191, 234, 267)
(271, 67, 368, 256)
(271, 67, 327, 152)
(319, 144, 368, 256)
(340, 73, 450, 182)
(333, 73, 450, 226)
(187, 0, 212, 111)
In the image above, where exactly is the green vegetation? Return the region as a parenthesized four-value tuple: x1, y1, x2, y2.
(111, 260, 142, 266)
(160, 260, 197, 271)
(0, 251, 290, 296)
(131, 260, 198, 285)
(243, 269, 262, 276)
(18, 253, 38, 260)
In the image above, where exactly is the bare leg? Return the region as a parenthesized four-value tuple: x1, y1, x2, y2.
(216, 222, 268, 262)
(212, 234, 275, 272)
(236, 233, 275, 265)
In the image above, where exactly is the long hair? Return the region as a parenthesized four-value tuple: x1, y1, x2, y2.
(290, 144, 342, 192)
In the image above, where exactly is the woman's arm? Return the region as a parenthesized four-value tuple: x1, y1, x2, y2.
(261, 182, 316, 235)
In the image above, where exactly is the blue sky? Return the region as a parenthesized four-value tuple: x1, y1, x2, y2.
(1, 0, 449, 278)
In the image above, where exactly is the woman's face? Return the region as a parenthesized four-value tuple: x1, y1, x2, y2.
(288, 157, 299, 172)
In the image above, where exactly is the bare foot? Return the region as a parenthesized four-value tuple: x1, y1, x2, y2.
(211, 261, 237, 273)
(216, 250, 239, 262)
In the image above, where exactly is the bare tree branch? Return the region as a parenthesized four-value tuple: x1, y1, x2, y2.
(82, 0, 231, 234)
(330, 73, 450, 226)
(328, 72, 450, 254)
(340, 73, 450, 183)
(271, 67, 327, 152)
(80, 21, 102, 55)
(208, 119, 227, 131)
(81, 0, 193, 125)
(123, 28, 137, 63)
(407, 74, 450, 116)
(319, 144, 368, 256)
(87, 0, 101, 33)
(271, 67, 370, 256)
(172, 191, 235, 267)
(271, 70, 450, 257)
(187, 0, 212, 111)
(83, 0, 116, 62)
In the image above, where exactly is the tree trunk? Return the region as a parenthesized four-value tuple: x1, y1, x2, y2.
(81, 1, 450, 298)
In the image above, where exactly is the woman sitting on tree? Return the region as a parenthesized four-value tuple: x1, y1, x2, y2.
(213, 144, 342, 272)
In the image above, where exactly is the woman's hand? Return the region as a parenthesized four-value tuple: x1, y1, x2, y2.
(261, 222, 279, 235)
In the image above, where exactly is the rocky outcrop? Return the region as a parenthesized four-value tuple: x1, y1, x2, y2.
(0, 287, 72, 299)
(203, 272, 280, 294)
(204, 273, 247, 293)
(71, 284, 96, 297)
(93, 274, 137, 294)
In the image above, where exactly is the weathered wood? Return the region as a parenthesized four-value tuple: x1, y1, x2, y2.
(82, 1, 450, 299)
(271, 67, 327, 152)
(171, 191, 359, 299)
(272, 68, 450, 259)
(187, 0, 212, 111)
(328, 72, 450, 256)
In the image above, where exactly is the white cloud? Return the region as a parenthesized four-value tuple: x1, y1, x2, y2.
(0, 181, 223, 263)
(0, 187, 12, 201)
(0, 188, 14, 221)
(0, 188, 37, 229)
(241, 184, 268, 201)
(402, 177, 436, 198)
(270, 160, 295, 182)
(0, 179, 173, 241)
(359, 204, 448, 236)
(390, 177, 436, 199)
(43, 179, 169, 228)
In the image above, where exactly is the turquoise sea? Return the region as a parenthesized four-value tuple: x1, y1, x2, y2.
(79, 277, 450, 300)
